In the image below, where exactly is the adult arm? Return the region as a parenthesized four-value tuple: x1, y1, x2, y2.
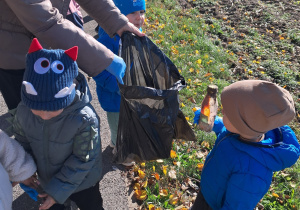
(4, 0, 126, 77)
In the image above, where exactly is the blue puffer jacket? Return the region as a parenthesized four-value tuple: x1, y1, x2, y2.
(199, 115, 300, 210)
(93, 27, 121, 112)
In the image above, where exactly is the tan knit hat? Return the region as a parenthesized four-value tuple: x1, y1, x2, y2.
(221, 80, 295, 138)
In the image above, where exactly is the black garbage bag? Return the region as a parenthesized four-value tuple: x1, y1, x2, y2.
(113, 32, 196, 163)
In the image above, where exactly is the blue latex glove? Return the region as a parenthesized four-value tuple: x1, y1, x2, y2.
(106, 54, 126, 85)
(20, 183, 38, 201)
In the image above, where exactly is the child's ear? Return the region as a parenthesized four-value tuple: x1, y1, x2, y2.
(65, 46, 78, 61)
(28, 38, 43, 53)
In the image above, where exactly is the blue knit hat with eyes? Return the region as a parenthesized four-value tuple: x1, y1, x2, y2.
(114, 0, 146, 16)
(21, 38, 78, 111)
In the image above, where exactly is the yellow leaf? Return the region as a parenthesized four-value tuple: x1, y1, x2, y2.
(133, 183, 141, 190)
(159, 189, 168, 197)
(148, 204, 155, 210)
(133, 164, 139, 172)
(135, 190, 147, 200)
(140, 162, 146, 167)
(153, 166, 155, 172)
(163, 165, 167, 175)
(272, 192, 279, 198)
(170, 150, 177, 158)
(141, 180, 148, 188)
(197, 163, 204, 171)
(201, 141, 210, 148)
(169, 194, 179, 205)
(138, 170, 146, 179)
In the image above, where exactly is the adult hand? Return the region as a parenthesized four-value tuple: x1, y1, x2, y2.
(38, 194, 56, 210)
(117, 22, 145, 37)
(106, 54, 126, 84)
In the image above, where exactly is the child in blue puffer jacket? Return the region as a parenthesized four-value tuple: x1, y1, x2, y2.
(192, 80, 300, 210)
(93, 0, 146, 164)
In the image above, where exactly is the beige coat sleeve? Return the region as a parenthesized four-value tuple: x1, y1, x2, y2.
(5, 0, 128, 77)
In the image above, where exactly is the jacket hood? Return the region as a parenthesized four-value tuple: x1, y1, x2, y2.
(231, 126, 300, 172)
(63, 73, 92, 114)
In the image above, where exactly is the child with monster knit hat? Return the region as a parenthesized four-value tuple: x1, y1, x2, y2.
(12, 38, 103, 210)
(93, 0, 146, 165)
(192, 80, 300, 210)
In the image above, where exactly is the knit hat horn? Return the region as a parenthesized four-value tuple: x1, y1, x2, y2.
(114, 0, 146, 16)
(221, 80, 295, 138)
(21, 38, 79, 111)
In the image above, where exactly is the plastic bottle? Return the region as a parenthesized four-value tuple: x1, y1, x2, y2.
(198, 84, 218, 132)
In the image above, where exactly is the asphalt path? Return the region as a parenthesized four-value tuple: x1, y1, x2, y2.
(0, 10, 136, 210)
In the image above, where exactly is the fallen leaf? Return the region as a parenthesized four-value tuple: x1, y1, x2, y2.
(148, 204, 155, 210)
(169, 194, 179, 205)
(170, 150, 177, 158)
(201, 141, 210, 148)
(163, 165, 167, 175)
(153, 172, 160, 180)
(168, 169, 177, 179)
(204, 73, 213, 77)
(138, 170, 145, 179)
(197, 163, 204, 171)
(135, 190, 147, 200)
(133, 183, 141, 190)
(141, 180, 148, 188)
(159, 189, 168, 197)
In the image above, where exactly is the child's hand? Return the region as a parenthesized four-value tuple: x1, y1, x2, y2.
(21, 174, 40, 189)
(193, 108, 201, 125)
(38, 194, 56, 210)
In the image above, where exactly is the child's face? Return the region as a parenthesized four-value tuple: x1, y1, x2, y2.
(31, 109, 64, 120)
(126, 10, 145, 29)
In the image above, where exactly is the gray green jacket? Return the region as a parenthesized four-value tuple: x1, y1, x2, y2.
(12, 73, 102, 204)
(0, 0, 127, 76)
